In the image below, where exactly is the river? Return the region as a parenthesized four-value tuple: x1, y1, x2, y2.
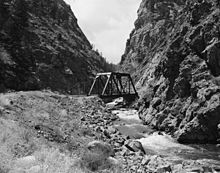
(111, 108, 220, 169)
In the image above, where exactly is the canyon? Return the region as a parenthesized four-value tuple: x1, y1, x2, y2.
(0, 0, 220, 172)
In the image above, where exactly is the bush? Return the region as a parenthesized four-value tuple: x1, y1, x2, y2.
(78, 149, 122, 173)
(79, 150, 107, 171)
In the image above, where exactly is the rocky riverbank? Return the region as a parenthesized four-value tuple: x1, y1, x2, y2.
(0, 91, 220, 173)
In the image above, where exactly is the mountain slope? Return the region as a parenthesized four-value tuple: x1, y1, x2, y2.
(0, 91, 121, 172)
(120, 0, 220, 143)
(0, 0, 111, 94)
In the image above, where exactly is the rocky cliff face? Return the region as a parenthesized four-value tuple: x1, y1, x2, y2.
(0, 0, 111, 94)
(120, 0, 220, 143)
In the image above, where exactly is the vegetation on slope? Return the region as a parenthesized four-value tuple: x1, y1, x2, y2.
(0, 91, 122, 173)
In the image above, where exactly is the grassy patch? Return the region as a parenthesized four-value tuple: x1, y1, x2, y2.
(10, 147, 121, 173)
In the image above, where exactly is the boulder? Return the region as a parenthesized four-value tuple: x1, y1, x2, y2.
(27, 165, 41, 173)
(141, 156, 150, 165)
(0, 96, 13, 108)
(125, 140, 145, 154)
(14, 156, 37, 169)
(87, 140, 114, 159)
(156, 165, 172, 173)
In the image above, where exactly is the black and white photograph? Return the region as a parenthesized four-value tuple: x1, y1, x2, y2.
(0, 0, 220, 172)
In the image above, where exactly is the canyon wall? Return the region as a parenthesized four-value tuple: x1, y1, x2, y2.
(0, 0, 112, 94)
(120, 0, 220, 143)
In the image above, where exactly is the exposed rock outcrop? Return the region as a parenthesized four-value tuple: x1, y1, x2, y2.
(120, 0, 220, 143)
(0, 0, 112, 94)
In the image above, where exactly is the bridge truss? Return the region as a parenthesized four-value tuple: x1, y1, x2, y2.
(88, 72, 138, 100)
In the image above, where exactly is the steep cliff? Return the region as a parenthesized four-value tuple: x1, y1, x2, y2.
(120, 0, 220, 143)
(0, 0, 112, 94)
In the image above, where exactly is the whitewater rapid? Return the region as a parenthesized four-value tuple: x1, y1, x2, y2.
(112, 108, 220, 165)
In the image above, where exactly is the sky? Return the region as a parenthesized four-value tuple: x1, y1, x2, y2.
(64, 0, 141, 64)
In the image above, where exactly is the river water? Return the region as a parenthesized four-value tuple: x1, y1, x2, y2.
(111, 108, 220, 168)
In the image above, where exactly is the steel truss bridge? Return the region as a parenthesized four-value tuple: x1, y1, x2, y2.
(88, 72, 138, 100)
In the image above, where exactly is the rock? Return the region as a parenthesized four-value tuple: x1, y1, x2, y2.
(87, 140, 114, 159)
(202, 167, 215, 172)
(218, 124, 220, 131)
(216, 144, 220, 148)
(125, 140, 145, 154)
(141, 156, 150, 165)
(107, 157, 121, 167)
(151, 97, 162, 109)
(156, 165, 172, 173)
(213, 167, 220, 172)
(80, 117, 86, 121)
(130, 165, 137, 171)
(107, 126, 117, 134)
(94, 126, 102, 133)
(103, 130, 111, 139)
(0, 96, 13, 108)
(173, 164, 183, 172)
(14, 156, 37, 169)
(121, 146, 132, 156)
(27, 165, 41, 173)
(185, 167, 204, 173)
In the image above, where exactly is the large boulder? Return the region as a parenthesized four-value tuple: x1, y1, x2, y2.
(11, 156, 38, 171)
(87, 140, 114, 159)
(125, 140, 146, 154)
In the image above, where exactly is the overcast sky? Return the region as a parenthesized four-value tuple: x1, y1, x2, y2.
(64, 0, 141, 64)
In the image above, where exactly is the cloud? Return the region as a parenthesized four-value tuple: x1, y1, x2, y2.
(64, 0, 141, 63)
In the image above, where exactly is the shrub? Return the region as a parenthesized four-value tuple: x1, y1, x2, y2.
(78, 149, 122, 173)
